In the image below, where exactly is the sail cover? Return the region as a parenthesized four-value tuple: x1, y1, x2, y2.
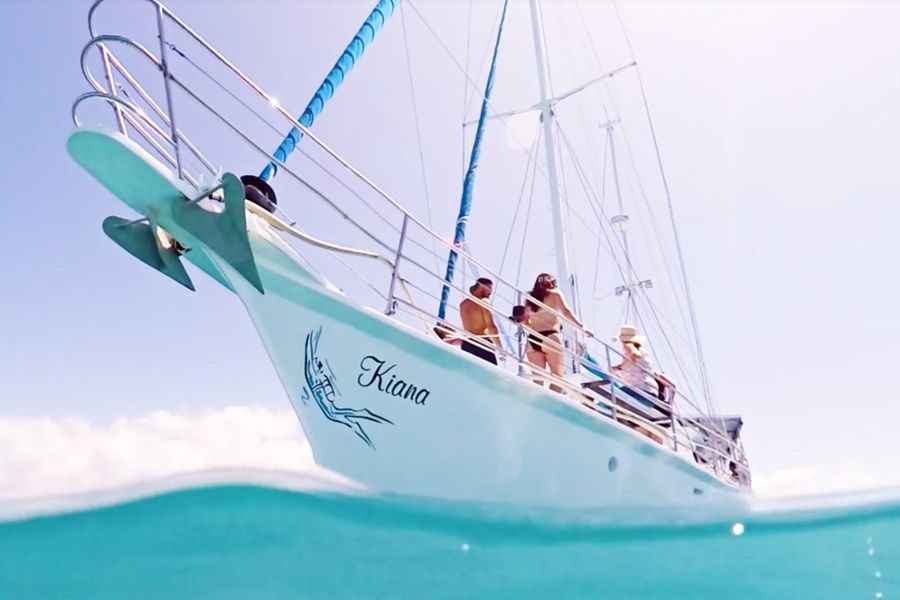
(437, 0, 510, 320)
(260, 0, 400, 181)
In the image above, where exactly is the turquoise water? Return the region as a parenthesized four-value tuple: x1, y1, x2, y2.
(1, 482, 898, 599)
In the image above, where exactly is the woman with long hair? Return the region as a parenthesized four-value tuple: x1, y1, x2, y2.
(513, 273, 591, 393)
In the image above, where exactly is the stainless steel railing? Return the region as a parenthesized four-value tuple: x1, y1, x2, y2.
(74, 0, 750, 488)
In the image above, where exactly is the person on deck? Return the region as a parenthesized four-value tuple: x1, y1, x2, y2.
(612, 325, 658, 397)
(459, 278, 502, 365)
(514, 273, 592, 393)
(611, 325, 679, 444)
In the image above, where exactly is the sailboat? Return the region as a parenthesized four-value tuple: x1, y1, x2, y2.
(68, 0, 751, 509)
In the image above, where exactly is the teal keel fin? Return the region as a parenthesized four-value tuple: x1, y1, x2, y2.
(171, 173, 265, 294)
(102, 216, 195, 291)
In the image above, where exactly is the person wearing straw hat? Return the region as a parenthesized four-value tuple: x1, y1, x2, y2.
(613, 325, 658, 396)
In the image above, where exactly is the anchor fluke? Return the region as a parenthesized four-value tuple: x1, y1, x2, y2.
(171, 172, 265, 294)
(102, 216, 195, 291)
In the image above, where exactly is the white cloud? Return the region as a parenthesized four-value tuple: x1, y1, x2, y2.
(3, 406, 898, 508)
(0, 406, 325, 502)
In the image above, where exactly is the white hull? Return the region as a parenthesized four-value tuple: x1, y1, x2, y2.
(70, 128, 746, 511)
(218, 229, 744, 510)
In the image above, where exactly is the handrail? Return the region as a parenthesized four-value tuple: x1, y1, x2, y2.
(75, 0, 750, 488)
(72, 92, 202, 189)
(83, 0, 595, 334)
(75, 87, 747, 484)
(105, 47, 216, 176)
(81, 35, 216, 178)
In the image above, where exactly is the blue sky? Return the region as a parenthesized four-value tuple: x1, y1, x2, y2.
(2, 0, 899, 495)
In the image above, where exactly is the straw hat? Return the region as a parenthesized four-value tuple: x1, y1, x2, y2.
(618, 325, 637, 342)
(629, 335, 647, 347)
(618, 325, 646, 346)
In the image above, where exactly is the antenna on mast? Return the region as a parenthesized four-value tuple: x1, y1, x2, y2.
(601, 116, 651, 319)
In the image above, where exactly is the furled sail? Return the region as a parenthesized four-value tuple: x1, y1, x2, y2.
(437, 0, 509, 320)
(260, 0, 400, 181)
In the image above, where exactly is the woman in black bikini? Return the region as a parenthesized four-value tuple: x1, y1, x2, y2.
(513, 274, 591, 393)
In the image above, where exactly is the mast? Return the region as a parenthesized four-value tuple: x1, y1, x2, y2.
(259, 0, 400, 181)
(528, 0, 577, 339)
(437, 0, 510, 320)
(603, 117, 651, 320)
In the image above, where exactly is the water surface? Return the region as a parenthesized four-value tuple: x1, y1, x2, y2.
(1, 475, 897, 599)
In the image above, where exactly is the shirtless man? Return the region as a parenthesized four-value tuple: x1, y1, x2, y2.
(459, 278, 502, 365)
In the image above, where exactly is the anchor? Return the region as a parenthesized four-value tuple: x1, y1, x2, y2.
(102, 213, 195, 291)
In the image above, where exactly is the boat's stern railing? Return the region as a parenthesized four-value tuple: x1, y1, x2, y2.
(73, 0, 751, 490)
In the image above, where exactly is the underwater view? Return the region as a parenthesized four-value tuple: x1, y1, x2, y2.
(2, 474, 899, 599)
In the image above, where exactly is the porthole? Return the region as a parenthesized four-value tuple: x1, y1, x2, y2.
(608, 457, 618, 472)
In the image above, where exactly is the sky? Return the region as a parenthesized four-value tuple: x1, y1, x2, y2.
(1, 0, 900, 500)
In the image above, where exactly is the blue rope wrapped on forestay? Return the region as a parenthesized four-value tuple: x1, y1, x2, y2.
(437, 0, 509, 320)
(260, 0, 400, 181)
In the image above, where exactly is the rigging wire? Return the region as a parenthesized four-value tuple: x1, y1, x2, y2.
(614, 124, 694, 337)
(554, 120, 580, 311)
(462, 0, 473, 179)
(636, 287, 700, 399)
(515, 151, 540, 289)
(555, 123, 700, 390)
(528, 5, 699, 394)
(592, 130, 611, 297)
(167, 28, 490, 293)
(570, 0, 694, 351)
(499, 127, 542, 276)
(399, 3, 441, 274)
(405, 0, 556, 170)
(554, 125, 630, 285)
(165, 40, 409, 243)
(173, 0, 711, 408)
(463, 0, 506, 120)
(612, 0, 717, 413)
(163, 41, 284, 138)
(636, 284, 701, 352)
(573, 0, 622, 118)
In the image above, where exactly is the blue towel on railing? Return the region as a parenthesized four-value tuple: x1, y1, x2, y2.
(582, 351, 611, 381)
(582, 351, 662, 414)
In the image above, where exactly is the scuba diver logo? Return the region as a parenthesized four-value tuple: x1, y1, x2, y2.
(301, 327, 393, 449)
